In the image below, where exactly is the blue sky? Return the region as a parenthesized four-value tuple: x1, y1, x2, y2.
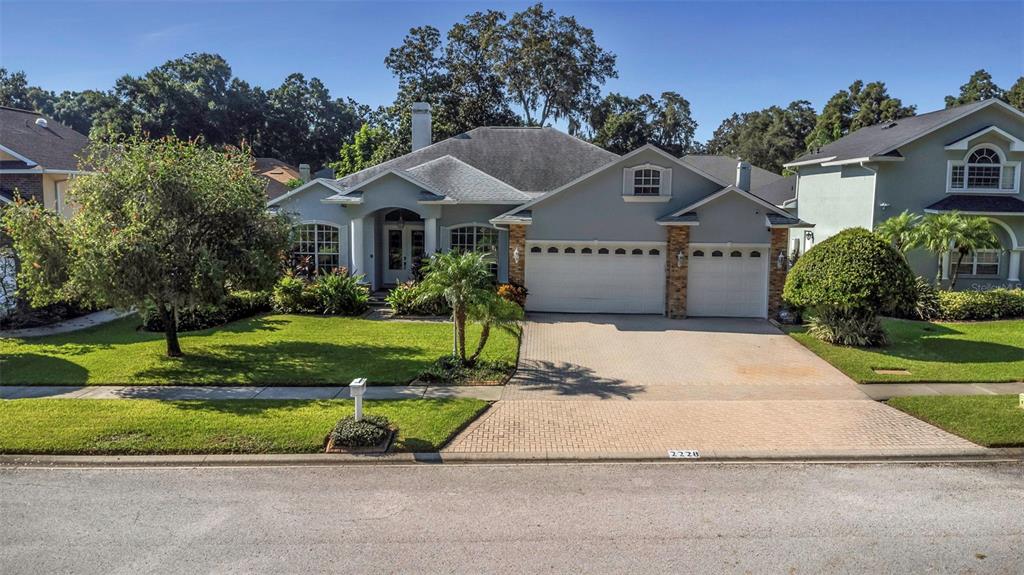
(1, 1, 1022, 141)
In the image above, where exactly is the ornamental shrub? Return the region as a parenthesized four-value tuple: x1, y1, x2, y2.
(807, 309, 888, 347)
(936, 289, 1024, 321)
(386, 281, 450, 316)
(272, 274, 317, 314)
(312, 271, 369, 315)
(497, 282, 528, 308)
(329, 414, 393, 448)
(142, 290, 272, 332)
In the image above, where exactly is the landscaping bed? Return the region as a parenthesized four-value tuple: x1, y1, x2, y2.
(0, 314, 519, 386)
(0, 398, 488, 454)
(788, 318, 1024, 383)
(887, 395, 1024, 447)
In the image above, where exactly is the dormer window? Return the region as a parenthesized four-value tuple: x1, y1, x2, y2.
(948, 145, 1019, 193)
(623, 164, 672, 202)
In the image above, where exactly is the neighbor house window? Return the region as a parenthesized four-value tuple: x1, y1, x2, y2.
(948, 146, 1019, 192)
(954, 249, 1000, 277)
(633, 168, 661, 195)
(450, 225, 499, 274)
(293, 223, 340, 274)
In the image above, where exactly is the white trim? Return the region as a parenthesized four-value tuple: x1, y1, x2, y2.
(945, 144, 1021, 194)
(819, 156, 904, 166)
(622, 195, 671, 203)
(490, 217, 532, 226)
(267, 178, 347, 206)
(495, 143, 731, 221)
(690, 242, 770, 248)
(667, 185, 794, 219)
(0, 168, 91, 175)
(987, 217, 1020, 249)
(655, 220, 700, 227)
(783, 156, 836, 168)
(418, 199, 526, 205)
(0, 194, 12, 205)
(945, 125, 1024, 152)
(526, 239, 667, 247)
(0, 144, 37, 167)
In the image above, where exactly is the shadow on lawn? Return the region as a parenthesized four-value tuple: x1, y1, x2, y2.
(133, 341, 429, 385)
(881, 321, 1024, 364)
(0, 353, 91, 385)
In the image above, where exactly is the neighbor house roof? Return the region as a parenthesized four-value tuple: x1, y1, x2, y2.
(254, 157, 301, 201)
(334, 127, 618, 193)
(925, 194, 1024, 214)
(681, 154, 795, 205)
(0, 106, 90, 171)
(786, 99, 1024, 168)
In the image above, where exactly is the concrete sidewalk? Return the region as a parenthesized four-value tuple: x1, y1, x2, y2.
(0, 309, 134, 338)
(0, 384, 504, 401)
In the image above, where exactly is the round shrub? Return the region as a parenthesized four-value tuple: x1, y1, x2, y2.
(329, 414, 393, 448)
(784, 227, 917, 317)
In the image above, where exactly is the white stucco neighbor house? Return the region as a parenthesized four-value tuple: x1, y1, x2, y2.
(271, 103, 810, 318)
(786, 98, 1024, 289)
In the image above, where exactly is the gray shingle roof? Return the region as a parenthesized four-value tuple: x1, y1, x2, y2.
(336, 127, 617, 193)
(925, 194, 1024, 214)
(680, 154, 795, 205)
(405, 155, 538, 203)
(0, 106, 90, 171)
(656, 212, 699, 224)
(789, 100, 997, 166)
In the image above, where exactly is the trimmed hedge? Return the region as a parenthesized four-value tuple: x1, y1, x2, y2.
(142, 290, 272, 332)
(936, 289, 1024, 321)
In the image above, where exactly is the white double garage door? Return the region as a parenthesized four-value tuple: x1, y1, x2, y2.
(525, 242, 768, 317)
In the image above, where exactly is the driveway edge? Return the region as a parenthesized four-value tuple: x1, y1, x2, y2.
(2, 448, 1019, 468)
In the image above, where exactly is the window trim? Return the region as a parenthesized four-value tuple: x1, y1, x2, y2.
(293, 221, 342, 274)
(946, 144, 1021, 194)
(448, 223, 500, 274)
(623, 164, 672, 202)
(953, 248, 1002, 277)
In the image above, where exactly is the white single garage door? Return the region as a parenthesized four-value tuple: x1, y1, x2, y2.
(687, 245, 769, 318)
(525, 243, 665, 314)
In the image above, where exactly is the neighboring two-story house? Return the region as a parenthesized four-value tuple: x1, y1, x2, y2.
(786, 99, 1024, 289)
(271, 103, 808, 318)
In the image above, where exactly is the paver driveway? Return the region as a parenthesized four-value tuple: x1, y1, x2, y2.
(445, 314, 982, 456)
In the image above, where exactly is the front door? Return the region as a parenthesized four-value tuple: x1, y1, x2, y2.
(384, 225, 425, 284)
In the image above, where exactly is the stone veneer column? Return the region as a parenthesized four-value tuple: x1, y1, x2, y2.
(507, 224, 526, 285)
(768, 228, 789, 318)
(665, 226, 690, 318)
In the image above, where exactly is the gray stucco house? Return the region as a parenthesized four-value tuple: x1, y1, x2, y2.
(270, 103, 808, 318)
(786, 99, 1024, 289)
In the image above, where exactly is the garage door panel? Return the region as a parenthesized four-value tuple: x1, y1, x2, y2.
(525, 248, 665, 314)
(687, 245, 768, 318)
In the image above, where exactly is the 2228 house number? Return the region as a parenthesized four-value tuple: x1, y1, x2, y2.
(668, 450, 700, 459)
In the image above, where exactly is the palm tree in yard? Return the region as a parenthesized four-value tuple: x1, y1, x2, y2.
(874, 210, 921, 253)
(916, 212, 962, 285)
(417, 251, 495, 364)
(467, 294, 523, 364)
(917, 212, 999, 288)
(948, 216, 999, 288)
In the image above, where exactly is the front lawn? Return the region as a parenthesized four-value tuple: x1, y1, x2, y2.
(0, 314, 519, 386)
(887, 395, 1024, 447)
(0, 398, 488, 454)
(788, 318, 1024, 383)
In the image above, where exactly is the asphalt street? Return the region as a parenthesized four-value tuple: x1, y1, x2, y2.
(2, 461, 1022, 574)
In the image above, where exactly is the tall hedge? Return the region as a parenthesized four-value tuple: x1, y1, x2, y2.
(784, 228, 916, 316)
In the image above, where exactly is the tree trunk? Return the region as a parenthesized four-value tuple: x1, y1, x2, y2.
(950, 252, 966, 289)
(160, 305, 183, 357)
(935, 254, 944, 287)
(454, 306, 467, 364)
(468, 322, 491, 365)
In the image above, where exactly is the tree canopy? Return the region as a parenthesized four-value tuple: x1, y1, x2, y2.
(805, 80, 916, 151)
(706, 101, 817, 173)
(586, 92, 698, 156)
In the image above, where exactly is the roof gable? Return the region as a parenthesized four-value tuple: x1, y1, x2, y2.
(0, 106, 90, 171)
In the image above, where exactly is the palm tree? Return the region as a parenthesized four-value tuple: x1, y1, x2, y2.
(948, 216, 999, 288)
(467, 293, 523, 364)
(916, 212, 963, 285)
(417, 251, 494, 364)
(874, 210, 921, 253)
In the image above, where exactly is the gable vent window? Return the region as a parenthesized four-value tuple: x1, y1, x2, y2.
(948, 146, 1019, 192)
(623, 165, 672, 201)
(648, 249, 660, 255)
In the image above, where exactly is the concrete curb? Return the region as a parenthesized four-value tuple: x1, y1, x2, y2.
(2, 448, 1019, 468)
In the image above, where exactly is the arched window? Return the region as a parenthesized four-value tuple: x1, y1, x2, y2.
(648, 249, 660, 255)
(730, 250, 742, 258)
(692, 250, 705, 257)
(631, 248, 643, 255)
(598, 248, 609, 254)
(614, 248, 627, 255)
(750, 250, 761, 258)
(547, 246, 559, 253)
(950, 146, 1018, 191)
(581, 247, 593, 254)
(711, 250, 723, 257)
(293, 223, 340, 275)
(530, 246, 542, 253)
(564, 247, 576, 254)
(450, 225, 499, 274)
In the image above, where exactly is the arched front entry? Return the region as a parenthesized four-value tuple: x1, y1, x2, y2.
(379, 208, 425, 286)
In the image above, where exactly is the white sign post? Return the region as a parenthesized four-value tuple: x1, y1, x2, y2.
(350, 378, 367, 421)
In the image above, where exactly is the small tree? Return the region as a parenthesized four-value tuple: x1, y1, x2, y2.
(916, 212, 999, 288)
(2, 133, 291, 356)
(467, 292, 523, 364)
(947, 216, 999, 289)
(874, 210, 921, 253)
(916, 212, 961, 285)
(417, 251, 494, 364)
(784, 228, 916, 346)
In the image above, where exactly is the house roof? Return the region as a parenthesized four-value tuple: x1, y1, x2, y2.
(787, 99, 1022, 167)
(925, 194, 1024, 214)
(254, 157, 301, 201)
(680, 154, 795, 205)
(335, 127, 618, 193)
(405, 155, 539, 204)
(0, 106, 90, 171)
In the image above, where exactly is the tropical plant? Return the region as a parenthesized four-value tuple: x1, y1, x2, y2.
(916, 212, 999, 288)
(874, 210, 921, 253)
(312, 271, 370, 315)
(915, 212, 963, 285)
(467, 292, 523, 363)
(947, 216, 999, 289)
(417, 251, 495, 364)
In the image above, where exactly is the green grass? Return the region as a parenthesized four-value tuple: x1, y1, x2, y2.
(888, 395, 1024, 447)
(0, 398, 488, 454)
(0, 314, 519, 386)
(788, 318, 1024, 383)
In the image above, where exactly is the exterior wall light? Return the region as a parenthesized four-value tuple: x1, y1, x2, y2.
(677, 251, 686, 267)
(776, 251, 787, 270)
(513, 246, 520, 265)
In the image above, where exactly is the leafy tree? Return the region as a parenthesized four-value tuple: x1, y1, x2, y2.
(329, 124, 393, 177)
(587, 92, 697, 155)
(2, 134, 292, 356)
(873, 210, 921, 253)
(417, 251, 495, 364)
(0, 68, 54, 111)
(48, 89, 120, 134)
(945, 69, 1004, 107)
(805, 81, 916, 150)
(915, 212, 962, 285)
(705, 101, 817, 173)
(1005, 76, 1024, 112)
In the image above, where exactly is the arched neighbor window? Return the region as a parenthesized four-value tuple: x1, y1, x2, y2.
(450, 225, 499, 274)
(949, 146, 1019, 191)
(293, 223, 341, 274)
